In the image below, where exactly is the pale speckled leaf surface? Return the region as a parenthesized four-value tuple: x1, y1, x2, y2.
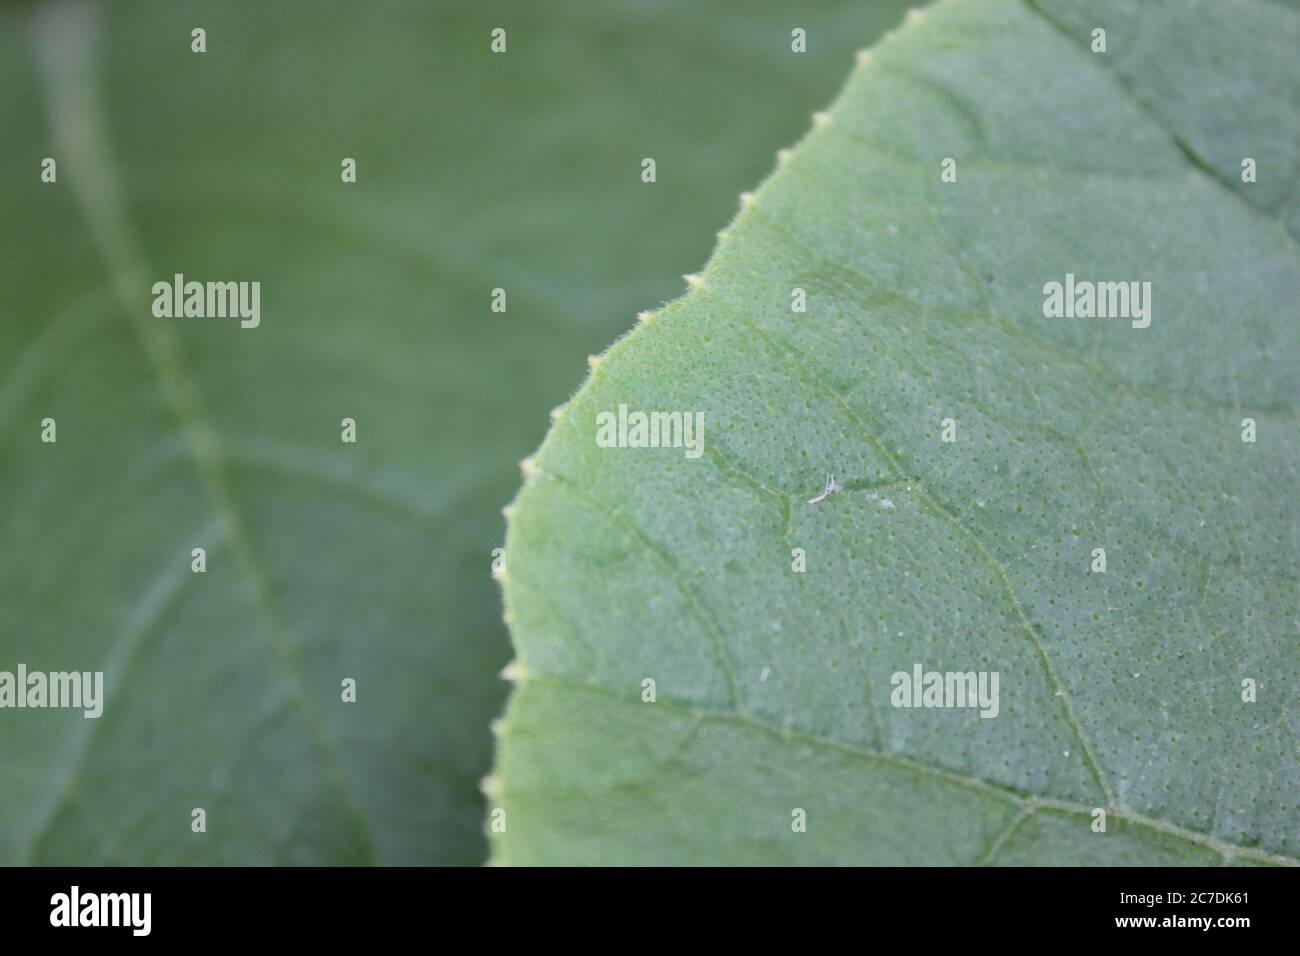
(495, 0, 1299, 865)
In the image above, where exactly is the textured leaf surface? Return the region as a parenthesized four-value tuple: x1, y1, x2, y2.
(496, 0, 1299, 865)
(0, 0, 916, 863)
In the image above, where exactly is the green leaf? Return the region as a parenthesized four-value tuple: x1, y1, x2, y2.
(496, 0, 1299, 865)
(0, 0, 918, 863)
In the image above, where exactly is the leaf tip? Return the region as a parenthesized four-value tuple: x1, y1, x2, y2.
(549, 403, 566, 422)
(855, 47, 873, 65)
(739, 191, 756, 209)
(683, 272, 705, 290)
(479, 773, 502, 797)
(587, 353, 602, 369)
(776, 148, 792, 166)
(636, 309, 655, 323)
(812, 111, 834, 129)
(519, 454, 538, 476)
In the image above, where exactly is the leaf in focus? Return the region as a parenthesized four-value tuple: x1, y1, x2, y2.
(0, 0, 918, 864)
(496, 0, 1299, 865)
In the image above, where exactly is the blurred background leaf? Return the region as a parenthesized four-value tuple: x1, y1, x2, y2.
(0, 0, 920, 863)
